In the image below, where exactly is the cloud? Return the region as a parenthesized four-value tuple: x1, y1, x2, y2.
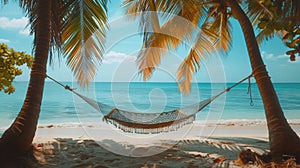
(261, 51, 288, 60)
(0, 17, 28, 29)
(19, 29, 30, 36)
(262, 51, 300, 64)
(0, 39, 10, 43)
(103, 51, 136, 64)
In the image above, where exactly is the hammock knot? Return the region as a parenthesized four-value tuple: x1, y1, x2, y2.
(64, 85, 73, 91)
(103, 108, 119, 122)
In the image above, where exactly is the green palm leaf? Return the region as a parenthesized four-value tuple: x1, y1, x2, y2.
(62, 0, 108, 87)
(19, 0, 64, 62)
(244, 0, 273, 26)
(19, 0, 108, 86)
(256, 27, 277, 45)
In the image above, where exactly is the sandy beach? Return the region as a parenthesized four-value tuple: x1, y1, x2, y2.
(28, 120, 300, 167)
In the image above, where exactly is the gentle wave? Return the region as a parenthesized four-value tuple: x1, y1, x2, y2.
(0, 82, 299, 128)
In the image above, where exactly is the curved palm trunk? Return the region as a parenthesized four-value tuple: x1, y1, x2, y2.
(0, 0, 51, 160)
(225, 0, 300, 161)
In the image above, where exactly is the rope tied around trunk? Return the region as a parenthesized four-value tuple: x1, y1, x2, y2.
(252, 64, 271, 82)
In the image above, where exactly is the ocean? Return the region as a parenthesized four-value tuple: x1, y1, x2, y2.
(1, 82, 300, 132)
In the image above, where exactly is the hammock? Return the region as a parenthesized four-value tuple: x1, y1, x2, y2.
(47, 74, 253, 134)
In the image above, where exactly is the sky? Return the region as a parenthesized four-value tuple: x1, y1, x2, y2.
(0, 1, 299, 83)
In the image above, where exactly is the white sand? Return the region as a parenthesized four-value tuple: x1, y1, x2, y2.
(31, 120, 300, 167)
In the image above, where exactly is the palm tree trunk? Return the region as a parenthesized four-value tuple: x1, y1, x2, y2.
(0, 0, 51, 159)
(225, 0, 300, 161)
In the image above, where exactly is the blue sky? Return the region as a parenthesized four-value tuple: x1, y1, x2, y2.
(0, 1, 299, 83)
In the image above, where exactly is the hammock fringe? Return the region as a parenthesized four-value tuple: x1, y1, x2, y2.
(104, 114, 196, 134)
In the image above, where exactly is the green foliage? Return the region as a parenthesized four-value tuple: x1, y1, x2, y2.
(247, 0, 300, 61)
(0, 44, 33, 94)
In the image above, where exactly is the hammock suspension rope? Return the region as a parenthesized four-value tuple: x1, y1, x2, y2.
(46, 74, 254, 134)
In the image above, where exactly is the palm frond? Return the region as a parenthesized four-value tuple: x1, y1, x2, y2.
(155, 0, 182, 18)
(177, 30, 213, 93)
(152, 7, 199, 50)
(49, 0, 64, 63)
(136, 0, 203, 81)
(137, 33, 169, 80)
(62, 0, 108, 87)
(122, 0, 148, 18)
(256, 27, 276, 45)
(205, 4, 232, 52)
(219, 12, 231, 51)
(124, 0, 232, 94)
(177, 49, 199, 93)
(201, 26, 218, 44)
(19, 0, 64, 63)
(279, 0, 300, 18)
(123, 0, 160, 39)
(243, 0, 273, 26)
(155, 0, 200, 17)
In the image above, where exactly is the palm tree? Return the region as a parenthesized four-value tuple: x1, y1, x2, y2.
(0, 0, 107, 164)
(226, 0, 300, 161)
(123, 0, 300, 162)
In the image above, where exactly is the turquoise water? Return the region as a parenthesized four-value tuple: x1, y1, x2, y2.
(0, 82, 300, 128)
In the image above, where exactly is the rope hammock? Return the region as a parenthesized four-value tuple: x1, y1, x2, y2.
(47, 74, 253, 134)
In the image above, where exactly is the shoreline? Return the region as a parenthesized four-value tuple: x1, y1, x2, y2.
(32, 120, 300, 143)
(1, 119, 300, 130)
(1, 119, 300, 139)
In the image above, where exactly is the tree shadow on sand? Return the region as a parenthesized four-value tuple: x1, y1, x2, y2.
(29, 137, 272, 168)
